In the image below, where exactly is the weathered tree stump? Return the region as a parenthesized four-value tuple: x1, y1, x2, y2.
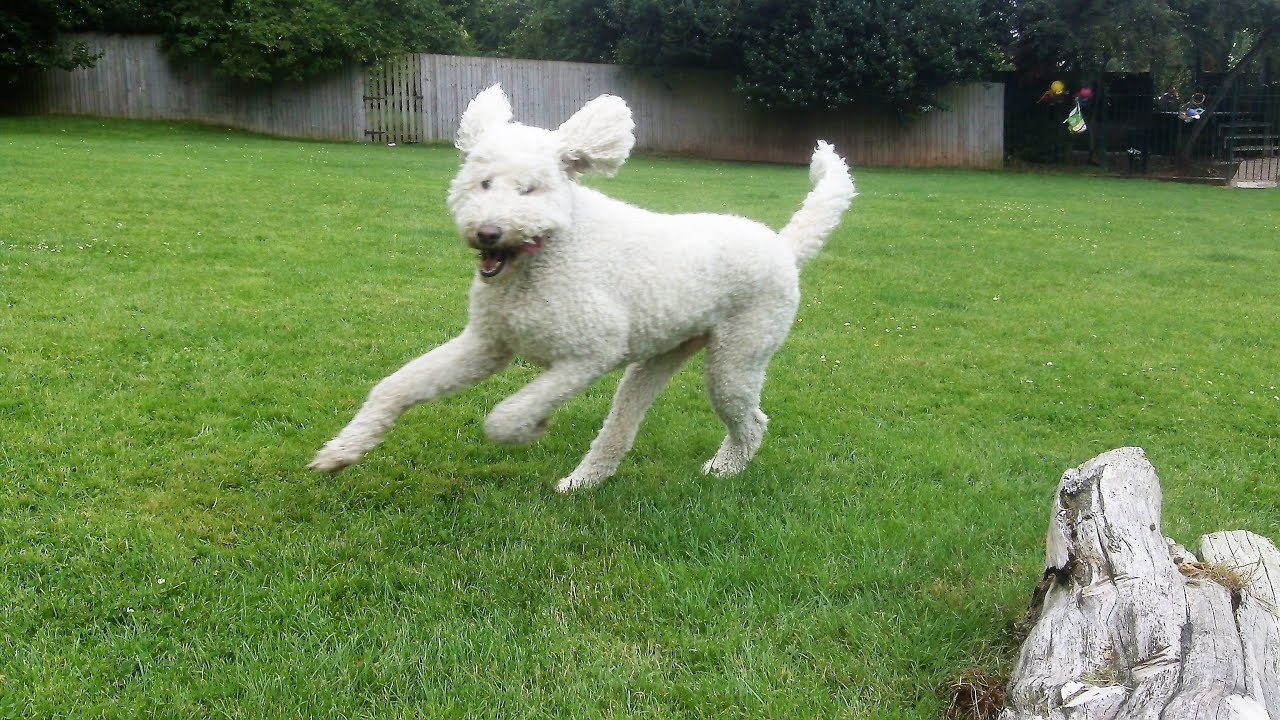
(1002, 447, 1280, 720)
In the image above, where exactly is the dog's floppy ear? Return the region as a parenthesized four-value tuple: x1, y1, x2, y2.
(556, 94, 635, 177)
(456, 85, 513, 156)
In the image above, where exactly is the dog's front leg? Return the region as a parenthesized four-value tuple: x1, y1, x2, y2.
(484, 358, 617, 445)
(309, 327, 511, 472)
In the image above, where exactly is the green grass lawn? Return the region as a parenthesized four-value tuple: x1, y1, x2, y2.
(2, 116, 1278, 719)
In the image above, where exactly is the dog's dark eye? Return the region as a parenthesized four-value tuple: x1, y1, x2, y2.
(481, 179, 492, 190)
(518, 185, 536, 196)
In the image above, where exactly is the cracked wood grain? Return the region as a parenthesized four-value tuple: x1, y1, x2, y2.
(1001, 447, 1278, 720)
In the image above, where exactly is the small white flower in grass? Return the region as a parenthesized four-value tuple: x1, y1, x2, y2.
(157, 578, 165, 585)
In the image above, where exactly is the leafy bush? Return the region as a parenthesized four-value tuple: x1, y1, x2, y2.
(463, 0, 1011, 114)
(736, 0, 1011, 113)
(161, 0, 469, 83)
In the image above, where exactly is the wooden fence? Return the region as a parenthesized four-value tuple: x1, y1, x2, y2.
(7, 34, 365, 140)
(412, 54, 1003, 166)
(364, 55, 423, 145)
(9, 34, 1004, 168)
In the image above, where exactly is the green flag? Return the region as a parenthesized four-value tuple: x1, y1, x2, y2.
(1064, 100, 1087, 133)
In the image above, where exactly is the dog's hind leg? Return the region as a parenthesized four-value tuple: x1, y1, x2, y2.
(701, 316, 791, 477)
(309, 326, 511, 472)
(556, 338, 703, 493)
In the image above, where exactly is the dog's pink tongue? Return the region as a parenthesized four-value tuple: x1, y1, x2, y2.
(480, 254, 503, 276)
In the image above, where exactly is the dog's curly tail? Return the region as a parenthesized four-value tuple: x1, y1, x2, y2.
(779, 141, 856, 266)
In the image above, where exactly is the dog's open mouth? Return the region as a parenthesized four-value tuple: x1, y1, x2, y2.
(478, 237, 545, 278)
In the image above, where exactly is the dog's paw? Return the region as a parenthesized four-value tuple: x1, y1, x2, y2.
(702, 412, 766, 477)
(702, 456, 741, 477)
(308, 443, 362, 473)
(484, 411, 549, 445)
(555, 470, 605, 494)
(701, 447, 750, 477)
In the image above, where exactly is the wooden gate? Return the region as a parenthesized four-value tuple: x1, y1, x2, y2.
(363, 57, 423, 144)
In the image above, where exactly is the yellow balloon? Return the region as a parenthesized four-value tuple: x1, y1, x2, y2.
(1050, 80, 1066, 95)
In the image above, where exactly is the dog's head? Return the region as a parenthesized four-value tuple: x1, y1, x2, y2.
(446, 85, 635, 281)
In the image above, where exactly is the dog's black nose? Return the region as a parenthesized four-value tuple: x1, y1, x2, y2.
(475, 225, 503, 247)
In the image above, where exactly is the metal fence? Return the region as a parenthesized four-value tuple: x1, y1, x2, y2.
(8, 34, 1005, 168)
(1005, 70, 1279, 186)
(1222, 81, 1280, 187)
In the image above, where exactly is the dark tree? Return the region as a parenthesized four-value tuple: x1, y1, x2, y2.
(1011, 0, 1182, 77)
(1, 0, 99, 83)
(464, 0, 1012, 112)
(736, 0, 1011, 113)
(1170, 0, 1280, 160)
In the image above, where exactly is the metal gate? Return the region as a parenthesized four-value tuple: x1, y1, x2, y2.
(364, 57, 424, 144)
(1223, 81, 1280, 188)
(1098, 73, 1279, 185)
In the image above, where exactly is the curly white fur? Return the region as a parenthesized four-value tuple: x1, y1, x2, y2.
(310, 85, 856, 492)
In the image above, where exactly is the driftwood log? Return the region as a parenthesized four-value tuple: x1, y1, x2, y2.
(1002, 447, 1280, 720)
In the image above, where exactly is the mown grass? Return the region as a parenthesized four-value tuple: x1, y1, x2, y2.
(2, 116, 1278, 719)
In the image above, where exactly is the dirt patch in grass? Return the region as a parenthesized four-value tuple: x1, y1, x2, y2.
(943, 667, 1007, 720)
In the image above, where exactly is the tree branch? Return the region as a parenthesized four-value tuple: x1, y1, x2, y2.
(1177, 24, 1278, 163)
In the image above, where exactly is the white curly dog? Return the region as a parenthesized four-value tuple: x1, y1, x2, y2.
(310, 85, 855, 492)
